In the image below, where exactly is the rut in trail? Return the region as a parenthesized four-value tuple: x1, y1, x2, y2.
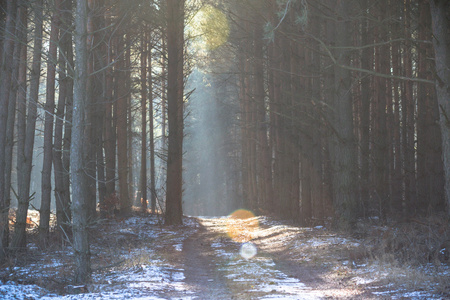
(182, 225, 233, 299)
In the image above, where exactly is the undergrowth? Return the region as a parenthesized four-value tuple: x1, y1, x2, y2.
(353, 213, 450, 296)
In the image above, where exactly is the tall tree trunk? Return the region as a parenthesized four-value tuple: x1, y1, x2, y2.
(40, 0, 61, 244)
(373, 2, 389, 218)
(389, 0, 403, 214)
(72, 0, 91, 283)
(253, 18, 273, 212)
(12, 0, 41, 250)
(116, 31, 131, 215)
(330, 0, 358, 228)
(403, 0, 417, 213)
(5, 0, 26, 249)
(429, 0, 450, 215)
(417, 0, 445, 213)
(104, 7, 115, 200)
(62, 0, 73, 228)
(126, 34, 134, 204)
(149, 47, 157, 214)
(140, 30, 148, 211)
(54, 0, 73, 239)
(165, 0, 185, 225)
(85, 0, 97, 219)
(0, 0, 17, 260)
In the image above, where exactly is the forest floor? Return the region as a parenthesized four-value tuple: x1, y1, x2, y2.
(1, 209, 449, 299)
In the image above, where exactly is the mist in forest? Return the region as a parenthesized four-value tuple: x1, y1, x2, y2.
(183, 69, 240, 216)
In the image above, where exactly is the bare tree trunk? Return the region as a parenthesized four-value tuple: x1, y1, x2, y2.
(390, 0, 403, 214)
(62, 0, 73, 228)
(403, 0, 417, 213)
(253, 18, 273, 212)
(330, 0, 358, 228)
(140, 30, 148, 211)
(279, 20, 293, 219)
(417, 0, 445, 213)
(116, 32, 131, 215)
(373, 2, 389, 218)
(12, 0, 41, 251)
(165, 0, 185, 225)
(72, 0, 91, 283)
(54, 0, 73, 239)
(161, 36, 167, 155)
(40, 0, 61, 244)
(4, 0, 26, 250)
(104, 7, 115, 199)
(126, 34, 133, 204)
(149, 46, 157, 214)
(0, 0, 17, 260)
(429, 0, 450, 215)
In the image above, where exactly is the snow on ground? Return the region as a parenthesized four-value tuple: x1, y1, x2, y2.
(1, 213, 449, 299)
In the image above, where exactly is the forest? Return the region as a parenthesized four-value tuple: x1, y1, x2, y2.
(0, 0, 450, 298)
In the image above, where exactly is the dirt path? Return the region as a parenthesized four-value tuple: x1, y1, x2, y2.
(176, 218, 325, 299)
(174, 217, 385, 299)
(182, 226, 233, 299)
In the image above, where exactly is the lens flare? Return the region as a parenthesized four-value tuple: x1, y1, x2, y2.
(226, 209, 259, 243)
(239, 242, 257, 259)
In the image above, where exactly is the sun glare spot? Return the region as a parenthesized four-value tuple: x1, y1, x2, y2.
(240, 242, 258, 259)
(226, 209, 259, 243)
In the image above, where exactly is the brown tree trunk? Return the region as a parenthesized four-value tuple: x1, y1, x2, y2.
(12, 0, 42, 251)
(126, 34, 134, 204)
(429, 0, 450, 215)
(148, 47, 157, 214)
(372, 2, 389, 218)
(116, 32, 131, 215)
(253, 18, 273, 212)
(390, 1, 403, 214)
(0, 0, 17, 259)
(140, 30, 148, 211)
(40, 0, 61, 244)
(104, 6, 115, 200)
(85, 0, 98, 219)
(5, 0, 26, 250)
(62, 0, 73, 227)
(165, 0, 185, 225)
(72, 0, 91, 283)
(54, 0, 73, 239)
(417, 0, 445, 213)
(330, 0, 358, 228)
(403, 0, 417, 213)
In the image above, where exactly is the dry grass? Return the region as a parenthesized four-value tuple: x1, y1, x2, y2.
(351, 214, 450, 296)
(357, 214, 449, 264)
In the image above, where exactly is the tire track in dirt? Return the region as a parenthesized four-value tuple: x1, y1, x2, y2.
(182, 225, 234, 299)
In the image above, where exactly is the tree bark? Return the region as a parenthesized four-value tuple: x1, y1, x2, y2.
(253, 18, 273, 212)
(140, 30, 148, 211)
(62, 0, 74, 228)
(429, 0, 450, 215)
(72, 0, 91, 283)
(12, 0, 42, 251)
(165, 0, 185, 225)
(103, 5, 116, 200)
(330, 0, 358, 228)
(4, 0, 26, 250)
(40, 0, 61, 244)
(0, 0, 17, 260)
(116, 31, 131, 215)
(148, 46, 157, 214)
(54, 0, 73, 239)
